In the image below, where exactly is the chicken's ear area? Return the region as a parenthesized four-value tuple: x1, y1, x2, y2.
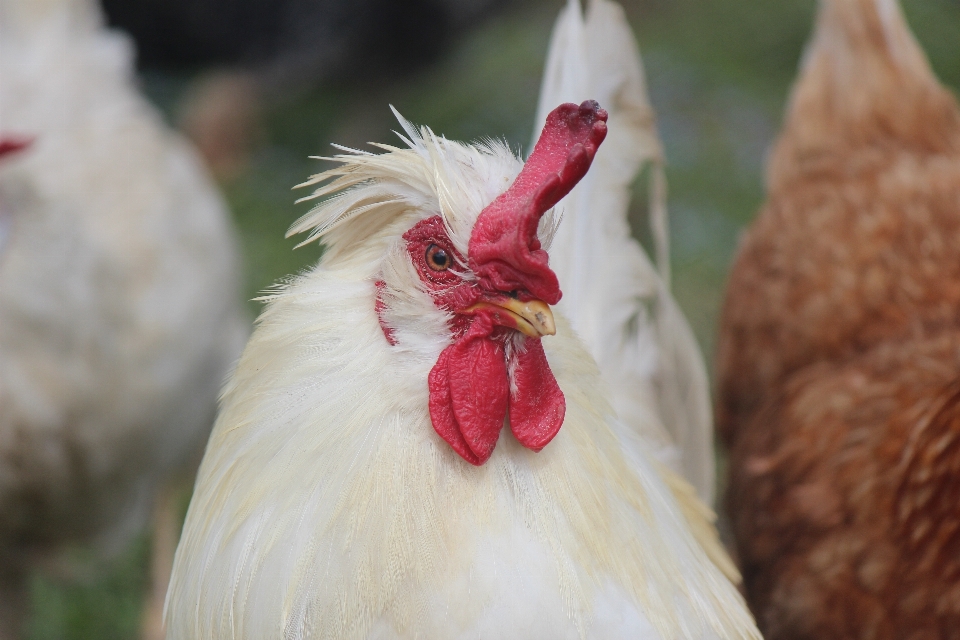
(468, 101, 608, 304)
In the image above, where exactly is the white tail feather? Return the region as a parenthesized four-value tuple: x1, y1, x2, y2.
(534, 0, 716, 505)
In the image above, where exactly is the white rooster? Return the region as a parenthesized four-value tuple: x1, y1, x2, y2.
(165, 100, 759, 637)
(0, 0, 247, 635)
(535, 0, 716, 504)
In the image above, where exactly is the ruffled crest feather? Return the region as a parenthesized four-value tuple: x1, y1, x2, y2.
(288, 108, 524, 260)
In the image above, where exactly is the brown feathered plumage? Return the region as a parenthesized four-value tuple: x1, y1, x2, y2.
(716, 0, 960, 637)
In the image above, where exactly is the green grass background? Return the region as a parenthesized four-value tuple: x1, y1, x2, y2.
(26, 0, 960, 636)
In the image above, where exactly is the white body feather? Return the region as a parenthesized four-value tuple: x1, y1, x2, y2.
(534, 0, 715, 504)
(0, 0, 247, 557)
(166, 121, 759, 638)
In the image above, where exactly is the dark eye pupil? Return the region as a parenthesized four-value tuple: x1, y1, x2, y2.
(426, 244, 450, 271)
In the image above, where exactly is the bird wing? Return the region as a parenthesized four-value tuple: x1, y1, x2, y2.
(533, 0, 715, 505)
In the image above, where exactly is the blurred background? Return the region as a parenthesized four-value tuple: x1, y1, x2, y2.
(20, 0, 960, 636)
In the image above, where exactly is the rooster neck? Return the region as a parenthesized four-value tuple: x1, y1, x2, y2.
(167, 267, 756, 639)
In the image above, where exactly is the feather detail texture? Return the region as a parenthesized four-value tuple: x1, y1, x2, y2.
(717, 0, 960, 636)
(533, 0, 715, 506)
(0, 0, 247, 594)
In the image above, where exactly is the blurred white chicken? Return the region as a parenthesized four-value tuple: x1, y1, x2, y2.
(0, 0, 247, 636)
(535, 0, 715, 504)
(165, 94, 758, 636)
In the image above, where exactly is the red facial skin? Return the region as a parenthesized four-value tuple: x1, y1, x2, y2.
(379, 101, 608, 465)
(374, 281, 398, 346)
(398, 215, 567, 465)
(0, 137, 33, 160)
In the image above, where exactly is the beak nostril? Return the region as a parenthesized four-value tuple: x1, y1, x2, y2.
(508, 290, 520, 299)
(463, 298, 556, 337)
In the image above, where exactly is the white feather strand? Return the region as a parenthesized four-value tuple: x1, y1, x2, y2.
(533, 0, 717, 506)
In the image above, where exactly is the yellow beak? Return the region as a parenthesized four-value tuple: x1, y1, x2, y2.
(465, 297, 556, 338)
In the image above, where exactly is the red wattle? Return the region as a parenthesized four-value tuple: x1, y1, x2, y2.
(509, 338, 565, 451)
(448, 333, 508, 462)
(427, 316, 566, 464)
(428, 316, 509, 466)
(428, 347, 477, 464)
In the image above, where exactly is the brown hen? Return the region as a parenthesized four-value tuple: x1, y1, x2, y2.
(716, 0, 960, 638)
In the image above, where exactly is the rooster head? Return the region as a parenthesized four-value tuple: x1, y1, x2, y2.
(292, 101, 607, 465)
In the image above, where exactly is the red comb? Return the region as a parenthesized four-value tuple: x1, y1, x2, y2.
(468, 101, 607, 303)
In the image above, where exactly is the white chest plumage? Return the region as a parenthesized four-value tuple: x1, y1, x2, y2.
(166, 272, 756, 639)
(0, 196, 10, 261)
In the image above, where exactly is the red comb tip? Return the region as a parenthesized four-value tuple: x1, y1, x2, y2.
(468, 101, 607, 303)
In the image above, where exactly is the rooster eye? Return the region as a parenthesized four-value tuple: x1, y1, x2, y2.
(425, 244, 450, 271)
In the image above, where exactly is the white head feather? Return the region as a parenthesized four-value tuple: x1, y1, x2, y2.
(289, 111, 523, 258)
